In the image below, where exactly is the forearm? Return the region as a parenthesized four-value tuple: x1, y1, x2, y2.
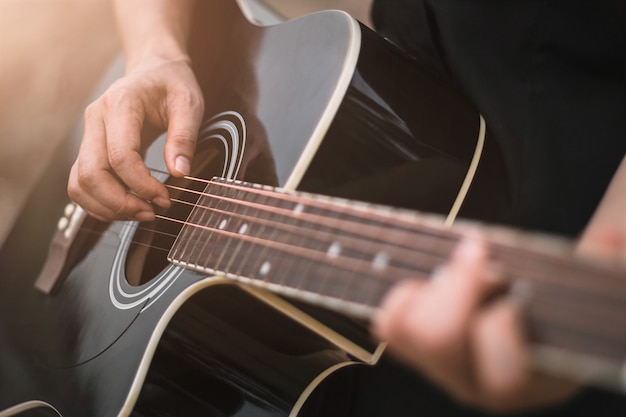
(113, 0, 197, 70)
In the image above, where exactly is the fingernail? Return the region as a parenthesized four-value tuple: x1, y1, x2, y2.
(175, 156, 191, 176)
(153, 196, 171, 208)
(134, 210, 155, 222)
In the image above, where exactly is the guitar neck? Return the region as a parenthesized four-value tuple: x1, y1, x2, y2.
(167, 177, 626, 391)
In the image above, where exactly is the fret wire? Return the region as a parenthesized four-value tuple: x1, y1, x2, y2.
(357, 203, 393, 307)
(185, 182, 210, 264)
(219, 184, 248, 273)
(271, 196, 310, 289)
(178, 180, 216, 263)
(226, 183, 269, 278)
(193, 182, 225, 269)
(181, 182, 216, 270)
(172, 191, 204, 264)
(254, 193, 291, 285)
(230, 187, 268, 280)
(318, 202, 388, 303)
(210, 182, 242, 272)
(296, 203, 342, 296)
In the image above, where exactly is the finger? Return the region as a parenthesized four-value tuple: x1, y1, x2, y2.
(471, 299, 529, 409)
(431, 235, 496, 326)
(372, 279, 427, 344)
(404, 236, 493, 363)
(70, 108, 157, 219)
(104, 97, 170, 207)
(70, 158, 155, 222)
(471, 300, 579, 412)
(375, 275, 479, 401)
(373, 236, 499, 402)
(163, 85, 204, 177)
(69, 164, 155, 222)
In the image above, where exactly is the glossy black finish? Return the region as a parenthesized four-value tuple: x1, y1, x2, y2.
(301, 23, 510, 223)
(0, 4, 500, 417)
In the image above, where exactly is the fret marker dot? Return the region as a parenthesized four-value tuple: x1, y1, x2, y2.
(218, 219, 228, 230)
(260, 261, 271, 276)
(238, 223, 249, 234)
(373, 251, 389, 271)
(327, 242, 341, 259)
(294, 203, 305, 215)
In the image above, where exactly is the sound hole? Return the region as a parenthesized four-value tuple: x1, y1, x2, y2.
(125, 144, 226, 286)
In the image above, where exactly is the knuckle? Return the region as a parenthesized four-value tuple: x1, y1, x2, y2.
(83, 101, 101, 123)
(75, 162, 99, 190)
(107, 147, 128, 171)
(132, 180, 157, 200)
(67, 179, 80, 202)
(168, 130, 196, 147)
(102, 81, 143, 111)
(172, 88, 204, 115)
(111, 199, 131, 218)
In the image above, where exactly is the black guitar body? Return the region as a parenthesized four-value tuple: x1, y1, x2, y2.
(0, 3, 507, 416)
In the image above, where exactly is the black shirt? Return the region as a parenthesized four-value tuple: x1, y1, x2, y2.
(371, 0, 626, 237)
(347, 1, 626, 416)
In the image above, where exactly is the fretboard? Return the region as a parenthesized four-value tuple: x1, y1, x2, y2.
(167, 177, 626, 391)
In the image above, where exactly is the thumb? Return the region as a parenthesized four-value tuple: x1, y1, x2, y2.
(164, 96, 204, 177)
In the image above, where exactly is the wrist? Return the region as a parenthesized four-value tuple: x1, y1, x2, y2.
(124, 42, 192, 73)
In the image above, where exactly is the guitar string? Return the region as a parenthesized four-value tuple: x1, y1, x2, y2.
(76, 171, 626, 291)
(147, 172, 479, 276)
(85, 171, 626, 296)
(74, 186, 436, 298)
(73, 172, 626, 310)
(155, 208, 428, 287)
(67, 177, 626, 350)
(155, 175, 457, 305)
(164, 195, 443, 271)
(166, 176, 613, 284)
(161, 179, 455, 278)
(160, 178, 626, 313)
(165, 182, 452, 257)
(160, 179, 623, 348)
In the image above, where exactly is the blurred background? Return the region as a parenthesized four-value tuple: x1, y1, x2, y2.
(0, 0, 371, 244)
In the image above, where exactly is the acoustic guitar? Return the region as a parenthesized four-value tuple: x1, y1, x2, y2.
(1, 2, 624, 416)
